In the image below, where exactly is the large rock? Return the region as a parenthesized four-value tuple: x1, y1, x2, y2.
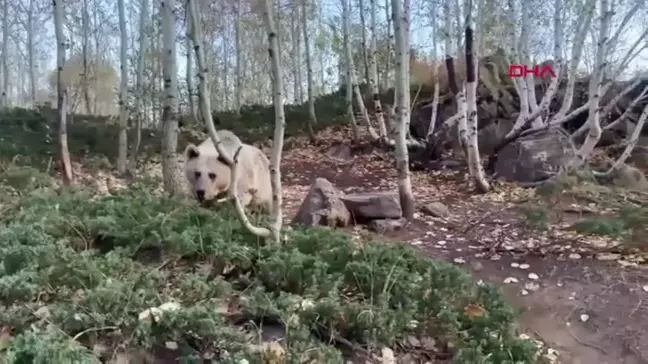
(291, 178, 350, 228)
(495, 127, 576, 183)
(341, 192, 402, 222)
(478, 119, 514, 156)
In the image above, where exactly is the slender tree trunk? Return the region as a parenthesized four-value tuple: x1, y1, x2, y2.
(235, 3, 242, 116)
(1, 0, 9, 107)
(290, 0, 303, 104)
(464, 5, 489, 192)
(358, 0, 370, 83)
(187, 0, 273, 239)
(128, 0, 149, 176)
(568, 0, 612, 169)
(602, 103, 648, 175)
(160, 0, 183, 195)
(81, 0, 92, 114)
(117, 0, 129, 174)
(368, 0, 388, 141)
(27, 0, 36, 106)
(342, 0, 359, 141)
(391, 0, 414, 219)
(222, 33, 229, 109)
(301, 0, 317, 141)
(186, 10, 196, 120)
(383, 0, 392, 91)
(262, 0, 287, 243)
(53, 0, 74, 185)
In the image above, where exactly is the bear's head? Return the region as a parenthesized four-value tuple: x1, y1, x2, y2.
(183, 144, 232, 205)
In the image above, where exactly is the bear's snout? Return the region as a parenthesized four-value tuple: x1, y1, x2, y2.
(196, 190, 206, 202)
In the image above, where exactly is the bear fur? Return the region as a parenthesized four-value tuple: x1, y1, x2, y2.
(183, 130, 273, 211)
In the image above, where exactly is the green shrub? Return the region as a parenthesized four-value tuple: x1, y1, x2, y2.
(0, 185, 543, 363)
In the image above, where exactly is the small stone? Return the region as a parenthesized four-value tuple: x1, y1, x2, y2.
(519, 263, 530, 270)
(453, 257, 466, 264)
(511, 262, 520, 268)
(437, 240, 447, 246)
(528, 273, 539, 280)
(580, 314, 589, 322)
(368, 218, 408, 233)
(524, 282, 540, 291)
(521, 289, 529, 296)
(504, 277, 519, 284)
(568, 253, 582, 259)
(421, 202, 451, 218)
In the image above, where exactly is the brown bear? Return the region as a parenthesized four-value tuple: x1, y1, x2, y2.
(183, 130, 273, 211)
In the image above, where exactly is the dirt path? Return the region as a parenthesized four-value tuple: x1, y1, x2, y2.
(277, 137, 648, 364)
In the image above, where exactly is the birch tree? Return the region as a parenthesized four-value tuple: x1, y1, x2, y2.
(187, 0, 286, 244)
(301, 0, 317, 141)
(234, 2, 242, 116)
(186, 6, 196, 120)
(342, 0, 359, 141)
(53, 0, 74, 185)
(117, 0, 129, 175)
(464, 1, 489, 192)
(128, 0, 149, 175)
(567, 0, 613, 169)
(391, 0, 414, 219)
(160, 0, 183, 195)
(290, 0, 303, 104)
(1, 0, 8, 108)
(81, 0, 92, 113)
(357, 0, 369, 82)
(368, 0, 389, 142)
(27, 0, 36, 106)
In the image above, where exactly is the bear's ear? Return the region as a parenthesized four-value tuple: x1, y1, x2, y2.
(184, 144, 200, 160)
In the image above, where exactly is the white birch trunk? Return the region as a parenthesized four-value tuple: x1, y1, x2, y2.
(53, 0, 74, 184)
(504, 0, 531, 139)
(117, 0, 129, 174)
(601, 103, 648, 175)
(128, 0, 148, 174)
(464, 5, 489, 193)
(391, 0, 415, 219)
(383, 0, 392, 90)
(368, 0, 388, 141)
(1, 0, 9, 107)
(550, 0, 596, 123)
(350, 55, 380, 140)
(188, 0, 278, 241)
(82, 0, 92, 113)
(261, 0, 287, 244)
(186, 10, 196, 120)
(290, 0, 303, 104)
(358, 0, 369, 82)
(301, 0, 318, 138)
(235, 3, 242, 115)
(27, 0, 36, 106)
(567, 0, 612, 170)
(160, 0, 182, 194)
(342, 0, 359, 141)
(603, 85, 648, 132)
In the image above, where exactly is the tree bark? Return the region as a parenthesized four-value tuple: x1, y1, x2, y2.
(391, 0, 415, 219)
(128, 0, 149, 176)
(301, 0, 317, 141)
(53, 0, 74, 185)
(117, 0, 129, 175)
(160, 0, 183, 195)
(342, 0, 359, 141)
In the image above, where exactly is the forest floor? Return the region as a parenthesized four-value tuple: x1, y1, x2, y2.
(273, 128, 648, 364)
